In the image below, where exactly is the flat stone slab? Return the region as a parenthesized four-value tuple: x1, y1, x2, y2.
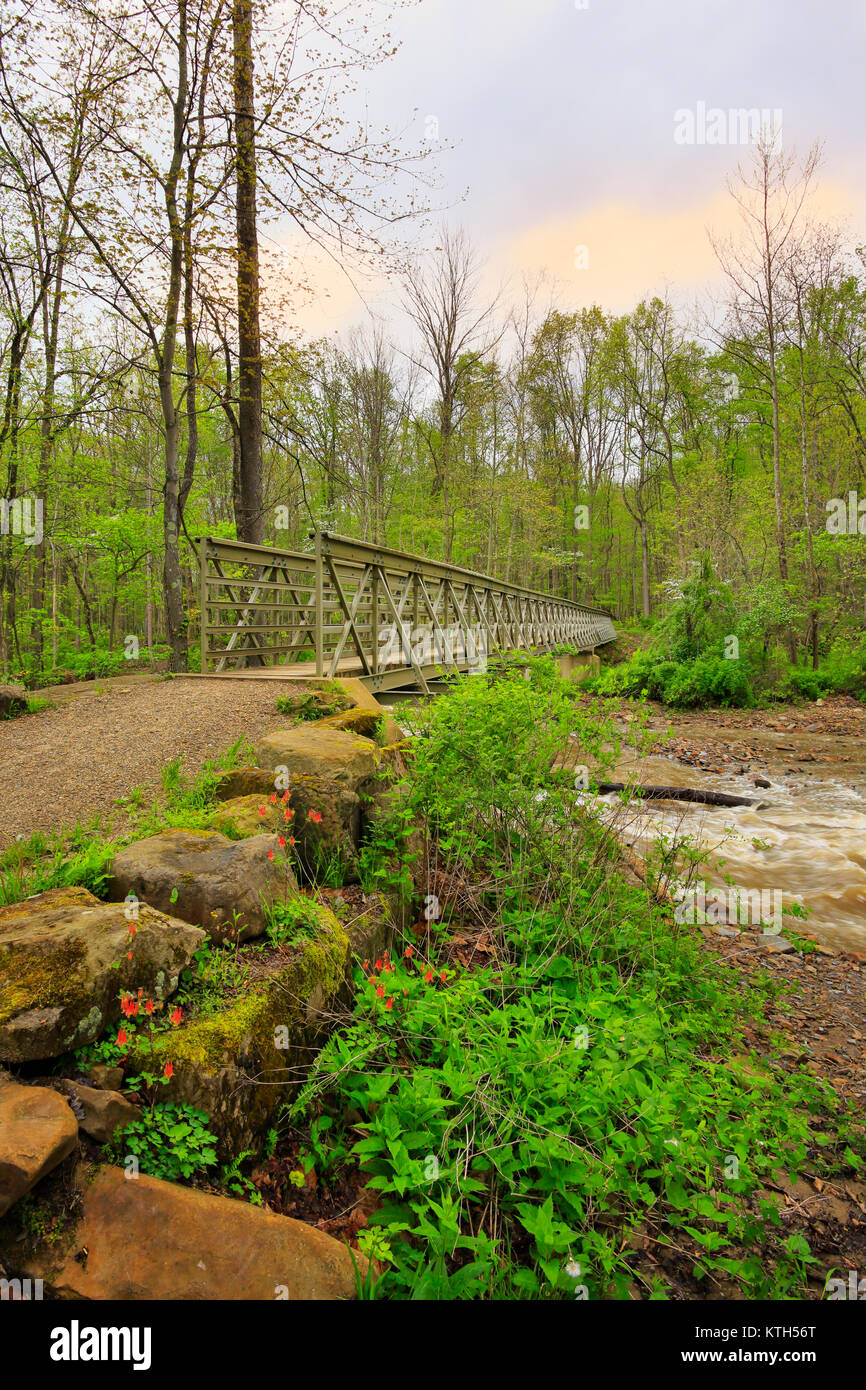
(35, 1165, 364, 1299)
(109, 828, 298, 944)
(0, 1078, 78, 1216)
(0, 886, 205, 1063)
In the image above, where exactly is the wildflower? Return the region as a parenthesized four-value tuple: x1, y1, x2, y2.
(145, 999, 155, 1015)
(308, 809, 323, 824)
(362, 960, 369, 972)
(258, 806, 266, 818)
(127, 951, 133, 961)
(404, 946, 413, 959)
(116, 1028, 128, 1047)
(127, 923, 136, 937)
(440, 970, 447, 983)
(163, 1061, 174, 1080)
(375, 959, 383, 971)
(281, 790, 290, 803)
(171, 1006, 182, 1026)
(376, 985, 385, 999)
(284, 808, 294, 821)
(137, 988, 144, 998)
(402, 988, 408, 996)
(288, 836, 296, 847)
(268, 849, 275, 859)
(385, 998, 393, 1011)
(278, 837, 286, 848)
(270, 792, 277, 804)
(424, 969, 434, 984)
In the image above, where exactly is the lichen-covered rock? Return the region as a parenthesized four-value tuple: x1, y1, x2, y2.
(255, 725, 382, 794)
(0, 683, 27, 719)
(108, 828, 298, 945)
(16, 1164, 365, 1300)
(126, 898, 349, 1158)
(0, 887, 205, 1063)
(0, 1079, 79, 1215)
(56, 1080, 140, 1145)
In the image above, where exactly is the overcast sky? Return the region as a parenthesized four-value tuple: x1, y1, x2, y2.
(279, 0, 866, 339)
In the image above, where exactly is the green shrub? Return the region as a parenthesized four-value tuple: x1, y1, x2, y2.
(112, 1103, 217, 1182)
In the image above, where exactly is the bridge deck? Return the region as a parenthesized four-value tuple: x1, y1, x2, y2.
(198, 530, 616, 693)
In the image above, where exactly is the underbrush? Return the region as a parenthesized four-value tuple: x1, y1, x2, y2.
(288, 658, 862, 1299)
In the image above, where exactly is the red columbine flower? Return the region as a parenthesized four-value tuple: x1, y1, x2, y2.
(116, 1028, 128, 1047)
(385, 998, 393, 1011)
(270, 792, 277, 804)
(375, 959, 383, 971)
(259, 806, 266, 818)
(163, 1061, 174, 1080)
(121, 994, 132, 1015)
(284, 807, 293, 821)
(288, 836, 296, 847)
(137, 987, 144, 998)
(376, 985, 385, 998)
(278, 837, 285, 848)
(308, 810, 322, 824)
(171, 1006, 182, 1026)
(404, 946, 413, 958)
(362, 960, 369, 971)
(425, 969, 434, 984)
(127, 923, 136, 937)
(145, 999, 154, 1015)
(281, 790, 290, 803)
(127, 950, 133, 960)
(268, 850, 275, 860)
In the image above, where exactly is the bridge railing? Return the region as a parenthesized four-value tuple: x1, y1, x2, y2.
(198, 531, 616, 692)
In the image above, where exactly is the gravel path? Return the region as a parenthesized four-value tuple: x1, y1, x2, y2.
(0, 677, 299, 850)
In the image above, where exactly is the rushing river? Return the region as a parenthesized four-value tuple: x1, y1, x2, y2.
(597, 750, 866, 955)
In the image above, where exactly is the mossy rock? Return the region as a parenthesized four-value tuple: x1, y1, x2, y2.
(0, 887, 204, 1063)
(126, 899, 350, 1159)
(312, 707, 381, 738)
(207, 794, 286, 838)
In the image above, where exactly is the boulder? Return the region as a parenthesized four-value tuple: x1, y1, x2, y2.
(286, 773, 362, 884)
(126, 897, 350, 1159)
(87, 1064, 125, 1091)
(210, 780, 364, 887)
(56, 1080, 140, 1145)
(255, 725, 382, 794)
(0, 1079, 79, 1216)
(0, 886, 205, 1063)
(108, 829, 298, 945)
(19, 1165, 364, 1300)
(313, 706, 382, 738)
(332, 677, 404, 744)
(212, 766, 279, 801)
(0, 683, 27, 719)
(207, 794, 286, 838)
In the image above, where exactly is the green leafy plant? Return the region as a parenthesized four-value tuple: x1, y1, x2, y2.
(112, 1103, 217, 1181)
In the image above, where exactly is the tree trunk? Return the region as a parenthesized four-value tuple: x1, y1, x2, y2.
(233, 0, 263, 545)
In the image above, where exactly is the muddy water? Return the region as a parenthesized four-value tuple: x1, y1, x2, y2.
(597, 750, 866, 954)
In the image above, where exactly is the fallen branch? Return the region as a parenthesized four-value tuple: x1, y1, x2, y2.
(595, 782, 762, 808)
